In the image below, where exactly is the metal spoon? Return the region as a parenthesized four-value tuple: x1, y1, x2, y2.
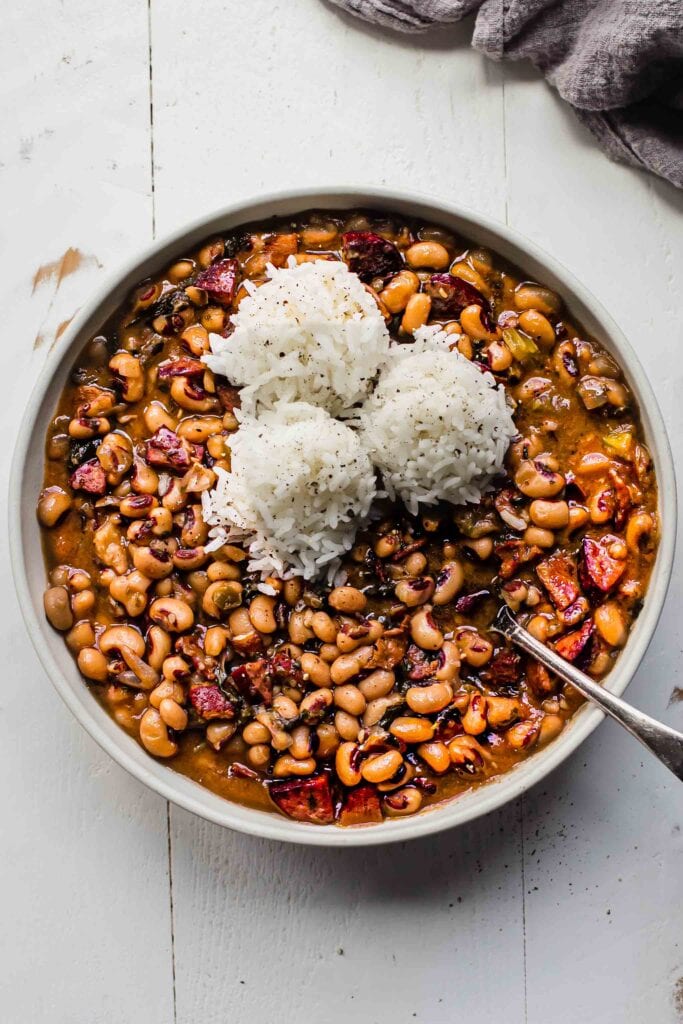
(491, 604, 683, 781)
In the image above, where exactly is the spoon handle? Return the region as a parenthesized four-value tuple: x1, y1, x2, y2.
(492, 605, 683, 781)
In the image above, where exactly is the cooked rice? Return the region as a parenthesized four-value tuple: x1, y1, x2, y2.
(357, 326, 517, 513)
(204, 258, 390, 418)
(201, 402, 377, 580)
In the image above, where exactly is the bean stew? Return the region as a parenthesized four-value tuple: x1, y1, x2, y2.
(38, 209, 658, 826)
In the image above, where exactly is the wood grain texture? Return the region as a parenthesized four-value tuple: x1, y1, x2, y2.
(0, 2, 174, 1022)
(2, 0, 683, 1021)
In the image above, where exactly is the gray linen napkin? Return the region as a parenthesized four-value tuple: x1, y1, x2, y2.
(327, 0, 683, 188)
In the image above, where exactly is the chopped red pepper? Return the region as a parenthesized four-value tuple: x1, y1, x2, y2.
(581, 536, 627, 592)
(338, 785, 383, 826)
(537, 551, 580, 611)
(269, 774, 335, 825)
(553, 618, 594, 663)
(189, 684, 237, 720)
(194, 258, 239, 305)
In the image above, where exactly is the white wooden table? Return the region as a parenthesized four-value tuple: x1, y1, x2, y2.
(2, 3, 682, 1021)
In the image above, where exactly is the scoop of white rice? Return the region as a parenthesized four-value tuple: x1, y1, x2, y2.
(204, 259, 389, 418)
(201, 402, 377, 580)
(357, 326, 517, 513)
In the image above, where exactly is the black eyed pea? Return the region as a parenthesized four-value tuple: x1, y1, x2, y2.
(147, 626, 172, 672)
(523, 526, 555, 549)
(538, 714, 565, 746)
(272, 694, 299, 721)
(333, 684, 366, 716)
(486, 695, 522, 728)
(282, 578, 304, 606)
(374, 532, 401, 558)
(404, 551, 428, 575)
(406, 241, 450, 270)
(389, 716, 435, 744)
(77, 646, 109, 682)
(149, 597, 194, 633)
(626, 511, 655, 553)
(204, 625, 229, 657)
(409, 606, 444, 651)
(119, 645, 159, 690)
(518, 309, 555, 348)
(131, 544, 174, 580)
(361, 749, 404, 784)
(514, 459, 565, 499)
(514, 283, 561, 317)
(44, 586, 73, 631)
(310, 611, 337, 643)
(417, 740, 451, 774)
(328, 585, 367, 614)
(37, 487, 72, 527)
(358, 669, 395, 701)
(159, 697, 188, 731)
(120, 493, 158, 519)
(202, 580, 243, 618)
(379, 269, 420, 314)
(109, 352, 144, 403)
(460, 304, 499, 343)
(288, 608, 314, 645)
(435, 640, 461, 682)
(529, 499, 569, 529)
(433, 561, 464, 605)
(109, 572, 151, 618)
(150, 679, 185, 709)
(247, 744, 271, 769)
(448, 735, 488, 770)
(248, 594, 277, 634)
(463, 536, 494, 560)
(144, 401, 177, 433)
(450, 260, 491, 295)
(300, 652, 331, 687)
(319, 643, 341, 663)
(139, 707, 178, 758)
(170, 376, 216, 414)
(594, 601, 627, 647)
(505, 719, 540, 750)
(177, 415, 223, 443)
(330, 645, 373, 685)
(289, 725, 314, 760)
(395, 577, 435, 608)
(206, 721, 237, 750)
(334, 710, 360, 742)
(99, 624, 146, 659)
(66, 620, 96, 653)
(455, 628, 493, 668)
(243, 721, 272, 745)
(363, 694, 403, 728)
(172, 547, 208, 572)
(167, 259, 194, 283)
(299, 687, 333, 721)
(335, 742, 362, 787)
(207, 560, 241, 582)
(401, 293, 431, 334)
(461, 693, 488, 735)
(487, 340, 513, 372)
(406, 682, 453, 715)
(336, 619, 383, 654)
(316, 722, 341, 759)
(383, 786, 423, 817)
(273, 755, 316, 778)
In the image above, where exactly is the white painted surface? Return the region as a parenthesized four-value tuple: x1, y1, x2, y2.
(2, 1, 682, 1021)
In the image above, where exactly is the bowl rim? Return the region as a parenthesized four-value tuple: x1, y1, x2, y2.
(10, 184, 677, 847)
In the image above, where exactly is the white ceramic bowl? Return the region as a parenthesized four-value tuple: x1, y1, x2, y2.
(10, 187, 676, 846)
